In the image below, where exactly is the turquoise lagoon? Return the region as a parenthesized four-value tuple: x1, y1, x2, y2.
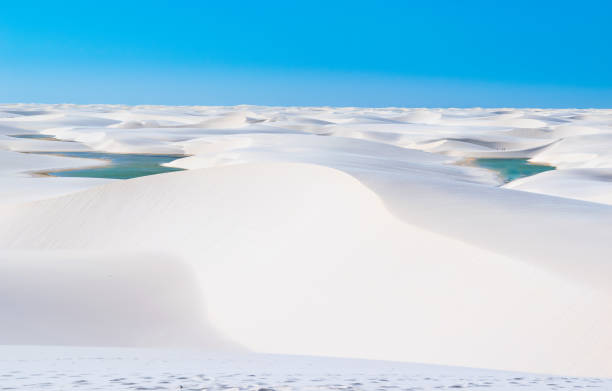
(474, 158, 555, 183)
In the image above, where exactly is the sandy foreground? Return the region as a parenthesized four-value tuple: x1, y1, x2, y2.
(2, 346, 611, 391)
(1, 104, 612, 382)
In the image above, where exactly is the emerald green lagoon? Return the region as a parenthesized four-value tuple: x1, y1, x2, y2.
(474, 158, 555, 183)
(43, 152, 185, 179)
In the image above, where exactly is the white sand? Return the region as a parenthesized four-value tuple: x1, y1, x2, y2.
(1, 104, 612, 378)
(1, 345, 610, 391)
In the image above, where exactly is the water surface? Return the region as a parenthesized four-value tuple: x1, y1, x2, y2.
(474, 158, 555, 183)
(43, 152, 185, 179)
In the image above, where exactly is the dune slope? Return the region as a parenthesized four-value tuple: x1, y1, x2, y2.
(1, 164, 611, 376)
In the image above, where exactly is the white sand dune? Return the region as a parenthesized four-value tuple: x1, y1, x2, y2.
(1, 164, 611, 376)
(505, 168, 612, 205)
(1, 104, 612, 378)
(0, 251, 235, 350)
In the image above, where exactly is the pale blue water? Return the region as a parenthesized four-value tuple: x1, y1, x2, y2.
(474, 158, 555, 183)
(42, 152, 185, 179)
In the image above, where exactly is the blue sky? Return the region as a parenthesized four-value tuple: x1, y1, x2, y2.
(1, 1, 611, 107)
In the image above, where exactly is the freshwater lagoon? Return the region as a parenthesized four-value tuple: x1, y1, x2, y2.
(11, 134, 185, 179)
(42, 152, 185, 179)
(474, 158, 555, 183)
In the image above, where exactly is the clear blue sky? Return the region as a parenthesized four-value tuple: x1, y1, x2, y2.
(1, 0, 611, 107)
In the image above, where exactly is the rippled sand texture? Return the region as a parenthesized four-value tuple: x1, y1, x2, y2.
(1, 346, 611, 391)
(1, 105, 612, 378)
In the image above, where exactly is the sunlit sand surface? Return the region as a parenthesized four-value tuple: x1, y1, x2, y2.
(1, 105, 612, 379)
